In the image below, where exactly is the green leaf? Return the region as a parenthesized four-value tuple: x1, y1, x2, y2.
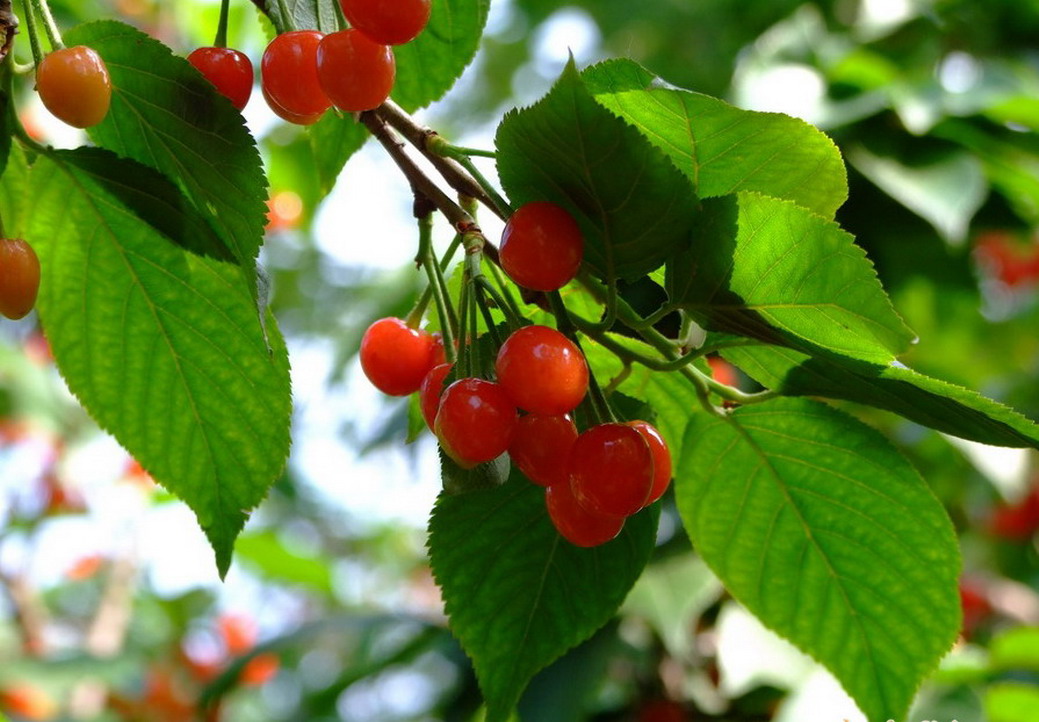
(265, 0, 339, 33)
(429, 473, 658, 722)
(393, 0, 491, 111)
(669, 193, 914, 364)
(985, 683, 1039, 722)
(496, 61, 700, 282)
(0, 143, 29, 238)
(722, 344, 1039, 449)
(28, 150, 292, 576)
(582, 58, 848, 219)
(848, 146, 987, 244)
(308, 112, 369, 198)
(990, 627, 1039, 672)
(676, 398, 960, 722)
(235, 530, 335, 594)
(67, 21, 268, 271)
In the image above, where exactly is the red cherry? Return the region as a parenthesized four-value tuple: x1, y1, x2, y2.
(546, 477, 624, 547)
(988, 486, 1039, 541)
(495, 325, 588, 415)
(360, 317, 438, 396)
(627, 421, 672, 506)
(339, 0, 432, 45)
(500, 202, 584, 291)
(261, 85, 324, 125)
(36, 45, 111, 128)
(509, 414, 578, 487)
(317, 29, 395, 112)
(188, 46, 254, 111)
(420, 362, 453, 431)
(569, 423, 653, 517)
(435, 378, 517, 468)
(261, 31, 331, 121)
(0, 239, 41, 320)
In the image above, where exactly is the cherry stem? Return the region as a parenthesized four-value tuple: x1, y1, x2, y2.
(484, 262, 525, 327)
(214, 0, 231, 47)
(548, 291, 614, 425)
(19, 0, 43, 67)
(417, 211, 458, 361)
(331, 0, 349, 30)
(375, 101, 507, 222)
(427, 135, 513, 217)
(31, 0, 63, 50)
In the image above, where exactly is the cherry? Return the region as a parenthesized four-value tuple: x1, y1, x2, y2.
(187, 46, 254, 111)
(360, 317, 438, 396)
(0, 239, 41, 320)
(420, 362, 453, 431)
(35, 45, 111, 128)
(569, 423, 653, 517)
(317, 29, 396, 112)
(261, 31, 331, 121)
(546, 476, 624, 547)
(340, 0, 432, 46)
(262, 85, 324, 126)
(627, 420, 672, 506)
(495, 325, 588, 415)
(509, 413, 577, 487)
(435, 378, 517, 468)
(500, 202, 584, 291)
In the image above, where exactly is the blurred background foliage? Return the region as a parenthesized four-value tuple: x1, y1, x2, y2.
(1, 0, 1039, 720)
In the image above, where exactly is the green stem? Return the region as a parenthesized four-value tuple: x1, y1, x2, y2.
(476, 276, 523, 330)
(31, 0, 63, 50)
(456, 267, 473, 377)
(214, 0, 231, 47)
(20, 0, 43, 67)
(624, 302, 678, 330)
(548, 291, 613, 424)
(331, 0, 349, 29)
(575, 270, 618, 333)
(485, 261, 524, 323)
(467, 273, 481, 376)
(417, 214, 457, 361)
(429, 137, 513, 218)
(475, 287, 502, 347)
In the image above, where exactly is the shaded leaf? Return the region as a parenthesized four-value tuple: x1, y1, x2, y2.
(723, 344, 1039, 449)
(308, 112, 369, 198)
(582, 58, 848, 219)
(676, 398, 960, 722)
(28, 150, 291, 576)
(669, 193, 914, 364)
(496, 61, 699, 282)
(429, 473, 658, 722)
(264, 0, 339, 33)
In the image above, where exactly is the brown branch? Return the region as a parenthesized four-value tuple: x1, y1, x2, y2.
(0, 570, 48, 657)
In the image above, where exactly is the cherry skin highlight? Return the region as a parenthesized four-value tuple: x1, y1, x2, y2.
(359, 318, 438, 396)
(500, 202, 584, 291)
(317, 29, 395, 112)
(339, 0, 432, 45)
(569, 423, 653, 518)
(495, 325, 588, 415)
(434, 378, 517, 468)
(509, 413, 578, 487)
(36, 46, 111, 128)
(188, 47, 254, 111)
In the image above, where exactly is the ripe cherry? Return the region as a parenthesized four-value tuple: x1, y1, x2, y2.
(262, 86, 324, 126)
(0, 239, 41, 320)
(420, 362, 453, 431)
(435, 378, 517, 468)
(340, 0, 432, 46)
(500, 202, 584, 291)
(569, 423, 653, 517)
(546, 476, 624, 547)
(261, 31, 331, 121)
(36, 45, 111, 128)
(360, 317, 438, 396)
(317, 29, 395, 112)
(627, 420, 672, 506)
(188, 47, 254, 111)
(495, 325, 588, 415)
(509, 413, 578, 487)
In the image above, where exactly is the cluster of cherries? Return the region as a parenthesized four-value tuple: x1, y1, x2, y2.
(188, 0, 432, 122)
(359, 202, 672, 547)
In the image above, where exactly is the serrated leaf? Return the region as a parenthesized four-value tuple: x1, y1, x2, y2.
(393, 0, 491, 111)
(264, 0, 339, 33)
(308, 112, 369, 197)
(676, 398, 960, 722)
(722, 344, 1039, 449)
(28, 150, 291, 576)
(429, 473, 658, 722)
(67, 21, 268, 272)
(496, 61, 699, 282)
(669, 193, 914, 364)
(582, 58, 848, 219)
